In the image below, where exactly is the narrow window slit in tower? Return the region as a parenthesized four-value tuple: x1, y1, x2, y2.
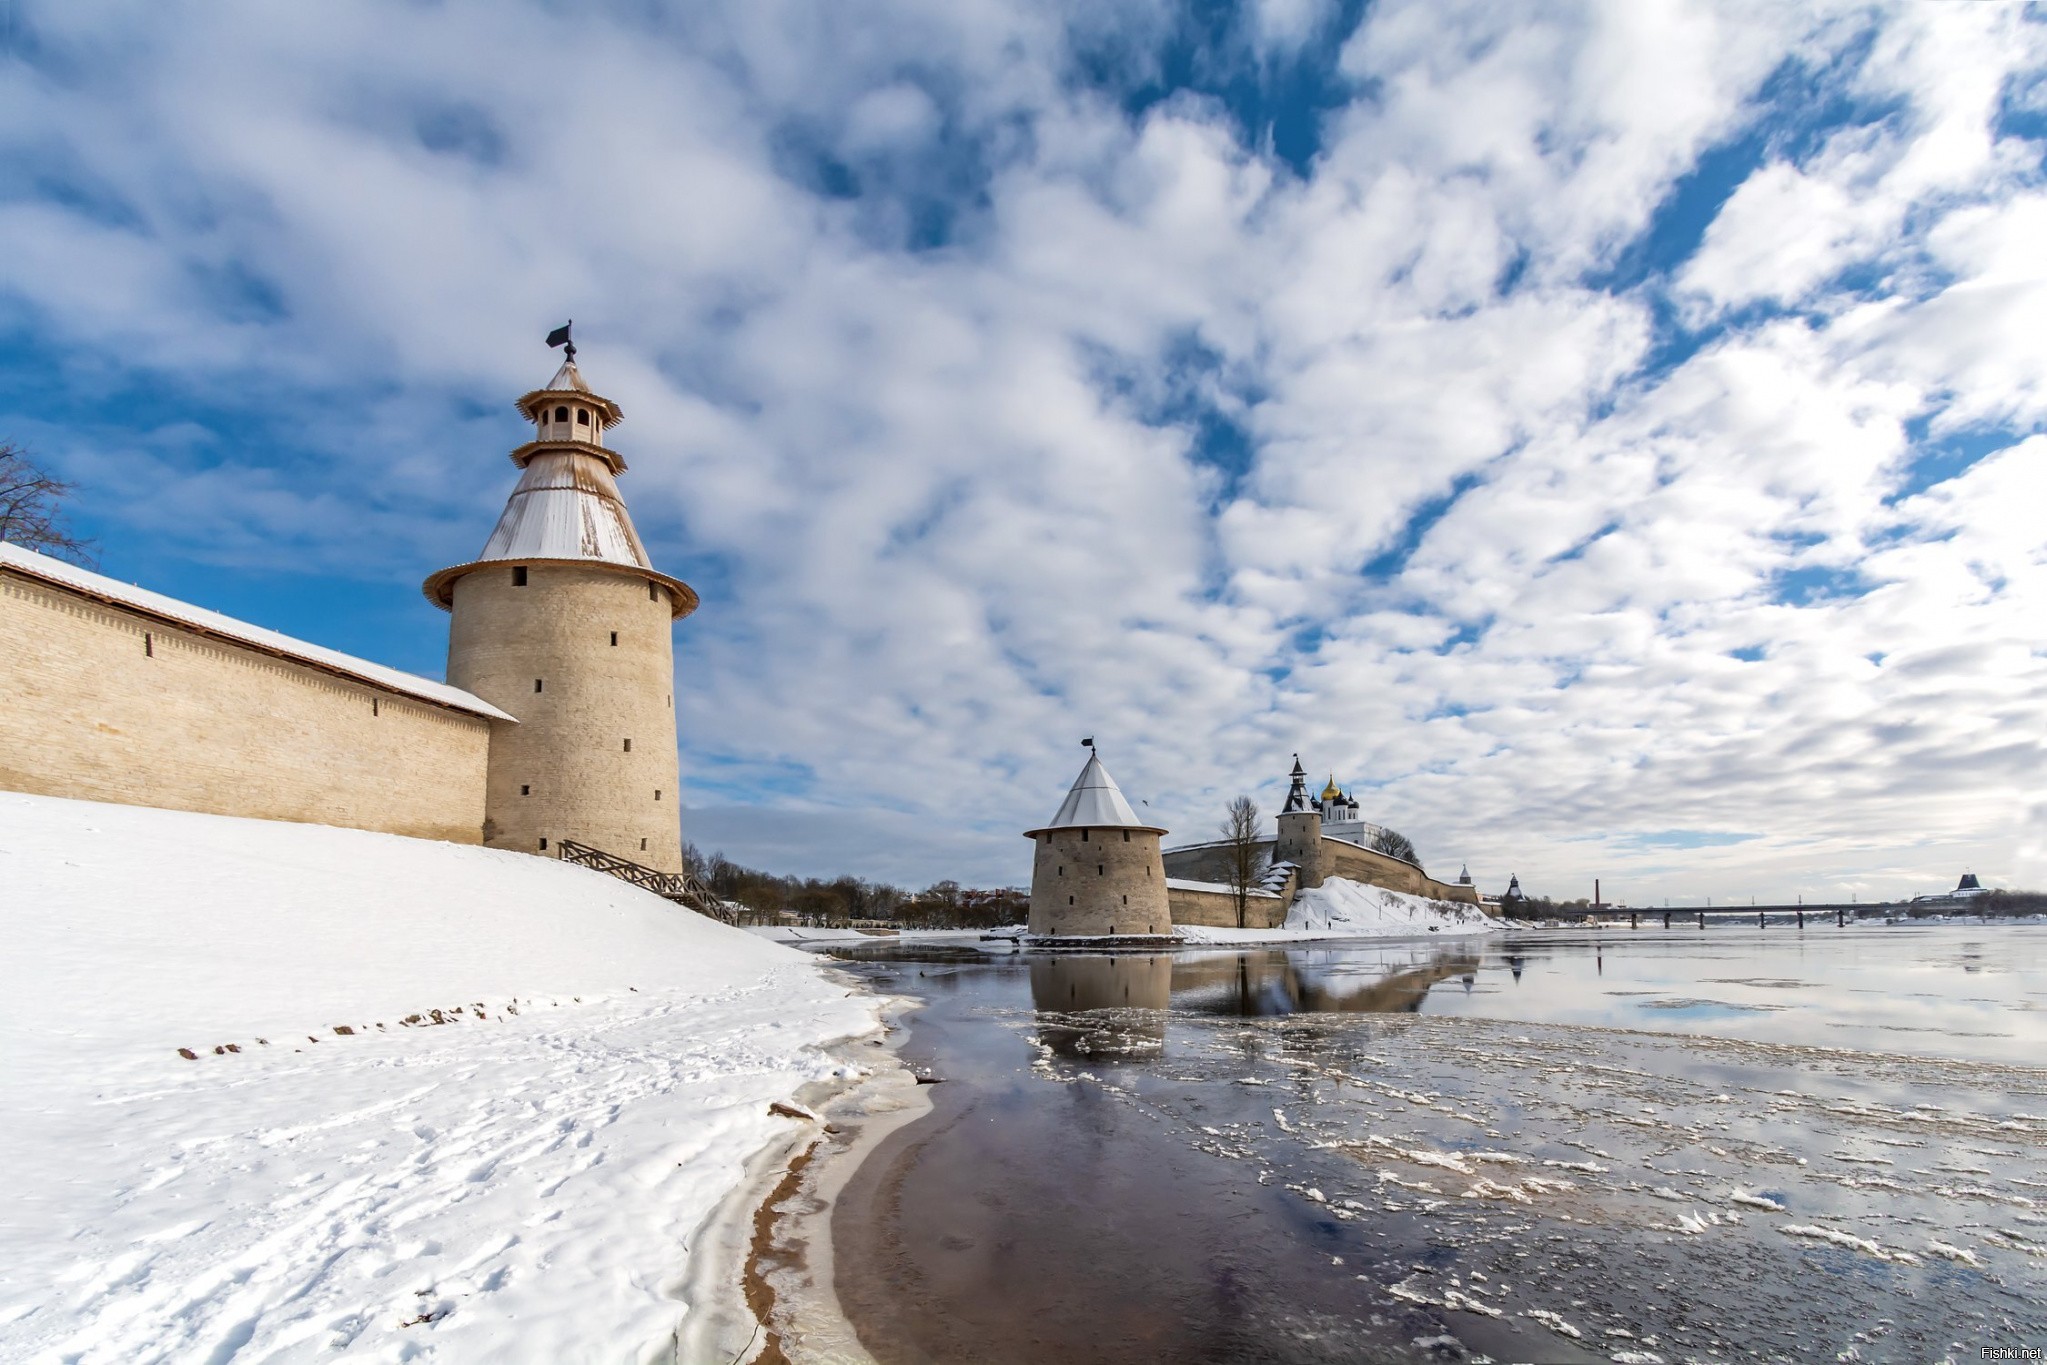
(640, 838, 647, 851)
(521, 785, 530, 796)
(655, 790, 661, 801)
(372, 698, 380, 717)
(144, 632, 153, 657)
(1098, 864, 1104, 876)
(649, 583, 658, 602)
(610, 631, 618, 646)
(513, 566, 528, 586)
(1123, 830, 1129, 842)
(534, 679, 543, 692)
(1082, 830, 1089, 842)
(1122, 895, 1128, 906)
(623, 738, 632, 752)
(539, 837, 549, 851)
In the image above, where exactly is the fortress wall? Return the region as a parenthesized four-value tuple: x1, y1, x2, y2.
(1160, 839, 1276, 883)
(1319, 838, 1486, 907)
(1166, 883, 1289, 929)
(0, 571, 490, 842)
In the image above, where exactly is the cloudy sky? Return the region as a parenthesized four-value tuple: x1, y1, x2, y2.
(4, 0, 2042, 901)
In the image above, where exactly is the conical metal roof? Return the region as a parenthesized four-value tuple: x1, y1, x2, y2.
(1025, 752, 1167, 835)
(424, 356, 696, 618)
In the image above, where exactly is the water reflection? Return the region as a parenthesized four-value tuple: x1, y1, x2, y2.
(1027, 947, 1482, 1057)
(1029, 954, 1171, 1058)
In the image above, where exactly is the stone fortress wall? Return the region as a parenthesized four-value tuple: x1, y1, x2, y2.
(0, 561, 492, 843)
(1162, 881, 1290, 929)
(447, 563, 684, 872)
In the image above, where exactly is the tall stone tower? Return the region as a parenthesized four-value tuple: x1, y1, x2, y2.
(1274, 753, 1325, 889)
(1024, 748, 1171, 937)
(424, 344, 696, 873)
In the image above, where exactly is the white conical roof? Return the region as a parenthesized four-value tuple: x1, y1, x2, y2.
(1026, 752, 1167, 835)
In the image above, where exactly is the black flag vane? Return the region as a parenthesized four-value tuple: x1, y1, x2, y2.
(1081, 736, 1095, 750)
(546, 320, 576, 362)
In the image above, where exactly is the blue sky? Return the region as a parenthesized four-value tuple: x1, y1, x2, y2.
(2, 0, 2043, 899)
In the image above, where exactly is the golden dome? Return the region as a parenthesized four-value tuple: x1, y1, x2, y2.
(1322, 775, 1342, 801)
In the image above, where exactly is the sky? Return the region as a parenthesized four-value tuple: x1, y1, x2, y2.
(2, 0, 2042, 902)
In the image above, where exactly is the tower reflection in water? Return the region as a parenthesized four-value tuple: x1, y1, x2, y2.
(1028, 947, 1483, 1058)
(1030, 954, 1172, 1058)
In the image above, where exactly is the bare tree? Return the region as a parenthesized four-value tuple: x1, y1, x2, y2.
(1370, 825, 1420, 868)
(0, 443, 95, 566)
(1221, 794, 1265, 930)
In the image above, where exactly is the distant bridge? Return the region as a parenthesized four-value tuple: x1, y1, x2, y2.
(1571, 903, 1899, 929)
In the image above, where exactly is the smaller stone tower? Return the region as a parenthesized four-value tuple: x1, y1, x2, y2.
(1274, 754, 1325, 889)
(1025, 747, 1170, 937)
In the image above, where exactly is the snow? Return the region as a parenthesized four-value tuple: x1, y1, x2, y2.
(1175, 878, 1502, 942)
(0, 543, 512, 721)
(0, 791, 883, 1363)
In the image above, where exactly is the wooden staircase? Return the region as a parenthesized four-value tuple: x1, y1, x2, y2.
(556, 839, 731, 922)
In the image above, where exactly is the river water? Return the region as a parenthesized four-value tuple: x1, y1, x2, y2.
(823, 925, 2047, 1364)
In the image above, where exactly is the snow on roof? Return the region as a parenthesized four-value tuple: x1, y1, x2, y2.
(1025, 752, 1167, 835)
(0, 542, 515, 722)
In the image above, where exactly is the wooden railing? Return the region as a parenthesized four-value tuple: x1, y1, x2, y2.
(556, 839, 732, 922)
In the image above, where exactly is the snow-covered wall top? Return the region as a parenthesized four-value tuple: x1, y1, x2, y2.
(0, 542, 513, 721)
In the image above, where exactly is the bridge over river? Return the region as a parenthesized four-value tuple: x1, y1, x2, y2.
(1574, 902, 1902, 929)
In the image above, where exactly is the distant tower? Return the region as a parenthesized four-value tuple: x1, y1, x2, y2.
(1502, 874, 1526, 906)
(424, 336, 696, 872)
(1457, 864, 1473, 886)
(1024, 747, 1170, 937)
(1275, 754, 1325, 888)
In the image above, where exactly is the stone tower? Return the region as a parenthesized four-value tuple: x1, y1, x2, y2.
(424, 346, 697, 872)
(1024, 749, 1170, 937)
(1274, 753, 1325, 889)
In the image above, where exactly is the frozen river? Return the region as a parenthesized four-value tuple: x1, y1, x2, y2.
(824, 925, 2047, 1363)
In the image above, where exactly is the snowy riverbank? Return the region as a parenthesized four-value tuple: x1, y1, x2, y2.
(0, 791, 885, 1363)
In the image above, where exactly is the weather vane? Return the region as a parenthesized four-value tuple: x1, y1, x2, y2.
(546, 320, 576, 362)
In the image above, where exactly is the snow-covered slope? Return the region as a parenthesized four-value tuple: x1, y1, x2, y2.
(0, 791, 880, 1363)
(1177, 877, 1500, 943)
(1288, 878, 1499, 935)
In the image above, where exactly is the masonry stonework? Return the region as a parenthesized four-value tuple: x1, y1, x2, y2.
(0, 572, 491, 842)
(1028, 826, 1171, 936)
(446, 564, 683, 871)
(1163, 883, 1289, 929)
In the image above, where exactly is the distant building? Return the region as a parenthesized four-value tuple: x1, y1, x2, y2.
(1912, 871, 1994, 906)
(1020, 750, 1491, 938)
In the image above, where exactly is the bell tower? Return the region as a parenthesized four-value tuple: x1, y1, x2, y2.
(424, 329, 696, 872)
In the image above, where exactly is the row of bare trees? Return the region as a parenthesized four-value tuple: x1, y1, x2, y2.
(682, 843, 1027, 928)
